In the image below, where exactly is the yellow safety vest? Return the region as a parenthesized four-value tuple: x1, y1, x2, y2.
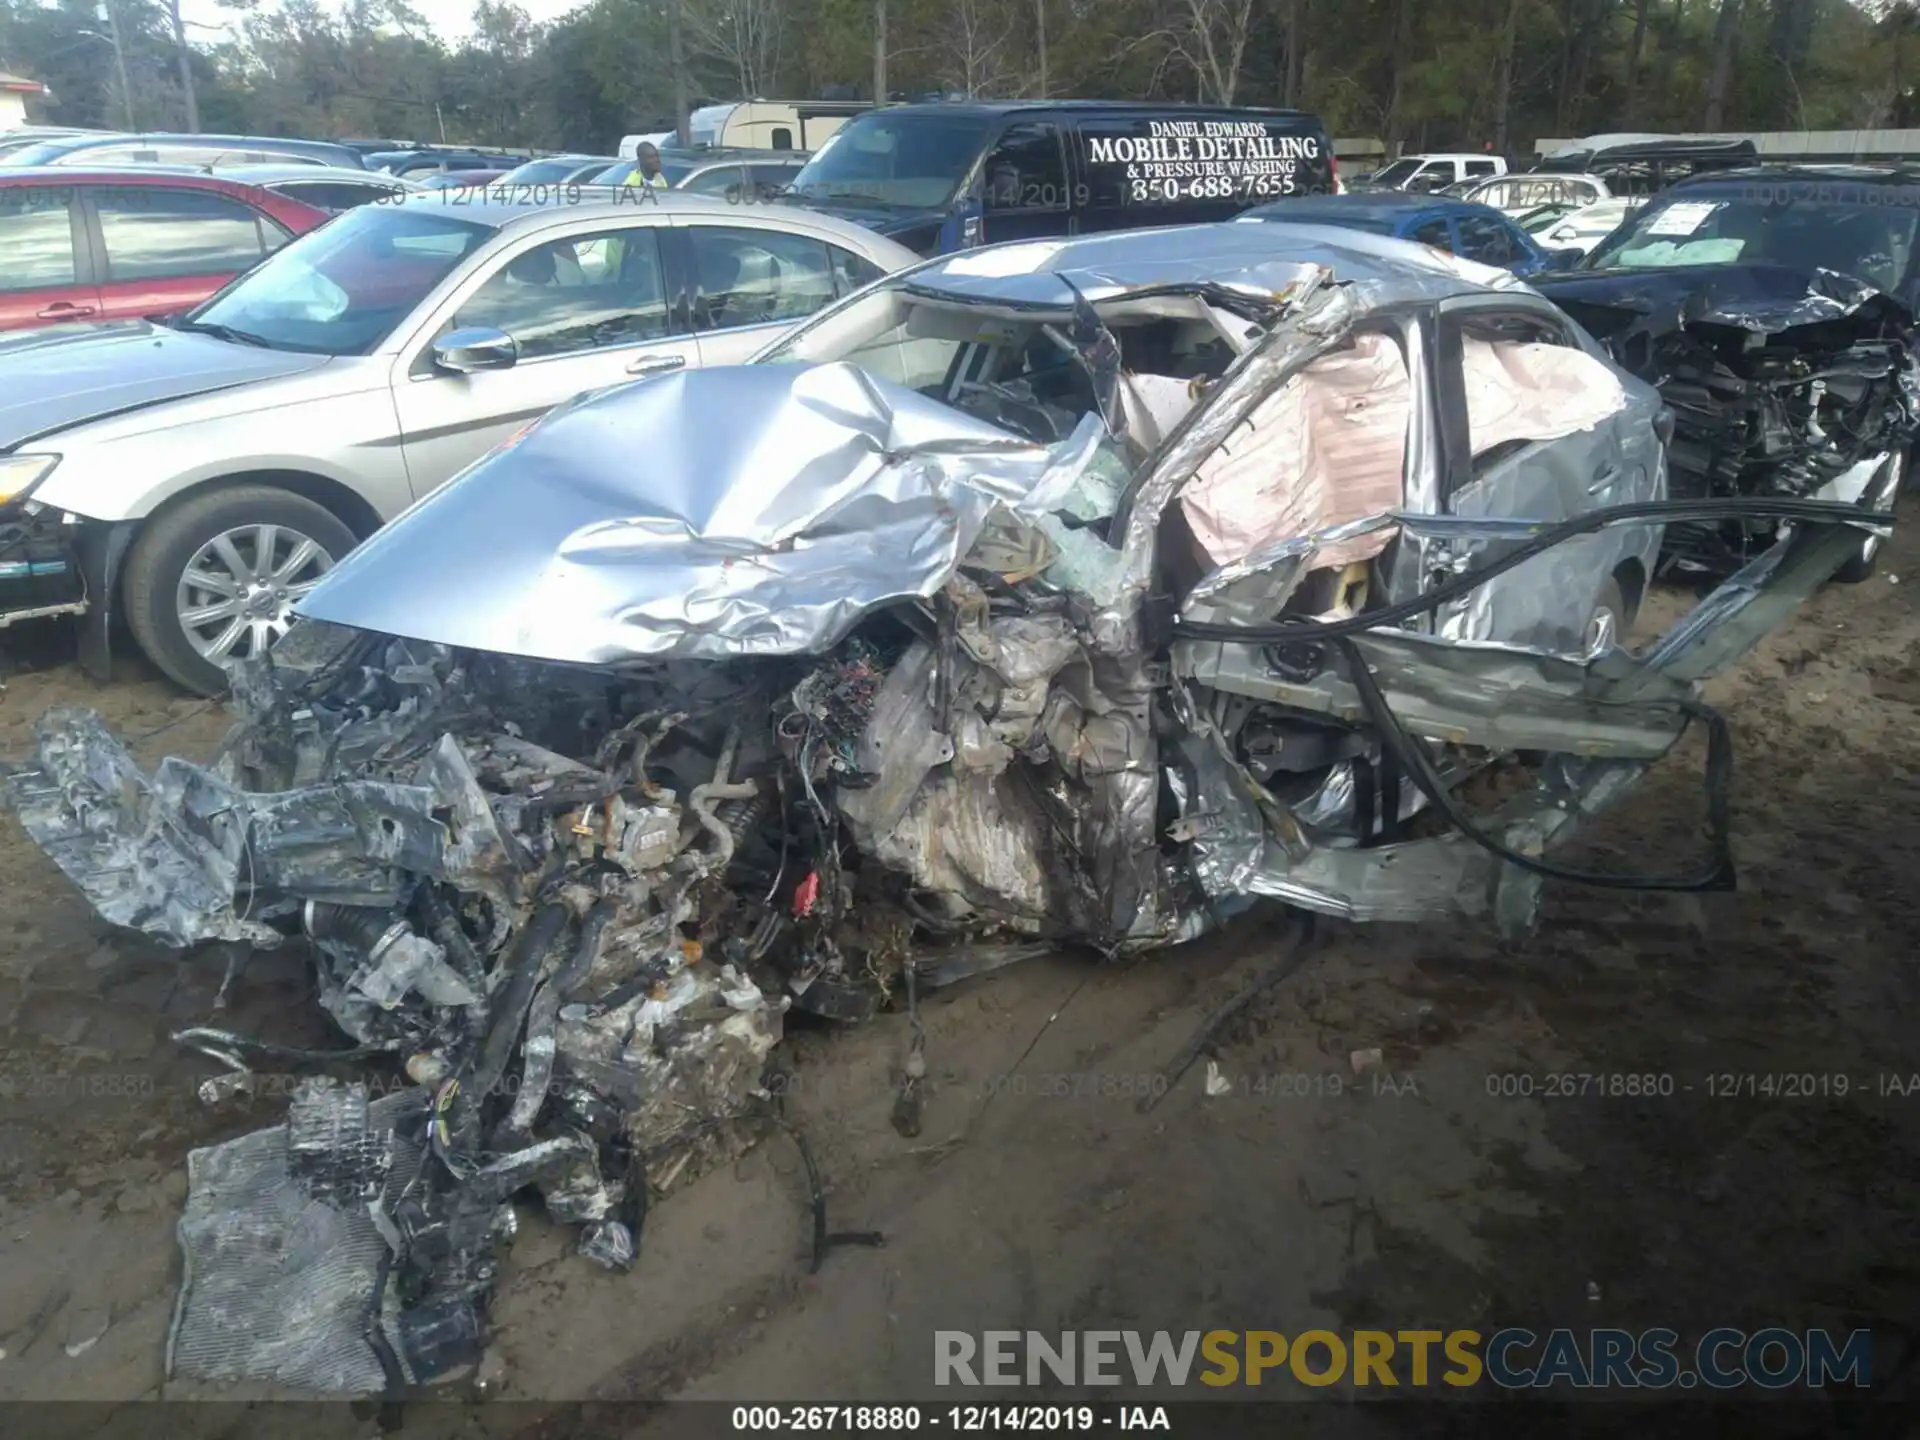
(624, 171, 668, 189)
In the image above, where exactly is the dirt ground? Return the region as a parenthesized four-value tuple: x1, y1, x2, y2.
(1, 510, 1917, 1435)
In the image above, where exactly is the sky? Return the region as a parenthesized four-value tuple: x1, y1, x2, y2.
(176, 0, 587, 47)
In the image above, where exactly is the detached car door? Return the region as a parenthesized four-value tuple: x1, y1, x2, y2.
(87, 185, 292, 321)
(0, 185, 99, 329)
(391, 218, 698, 495)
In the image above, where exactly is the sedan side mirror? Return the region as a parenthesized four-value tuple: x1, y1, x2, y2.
(432, 327, 517, 374)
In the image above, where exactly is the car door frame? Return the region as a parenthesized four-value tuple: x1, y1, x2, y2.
(1429, 291, 1656, 650)
(0, 181, 102, 326)
(667, 212, 888, 366)
(384, 208, 701, 491)
(78, 181, 293, 320)
(973, 112, 1076, 245)
(388, 209, 696, 379)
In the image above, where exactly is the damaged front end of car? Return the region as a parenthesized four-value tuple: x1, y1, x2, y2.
(0, 257, 1889, 1395)
(1538, 264, 1918, 574)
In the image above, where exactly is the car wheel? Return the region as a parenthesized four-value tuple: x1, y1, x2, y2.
(122, 485, 356, 695)
(1584, 576, 1627, 656)
(1832, 449, 1904, 585)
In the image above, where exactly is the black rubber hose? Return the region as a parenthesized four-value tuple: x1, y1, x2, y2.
(1173, 496, 1890, 645)
(363, 1245, 409, 1397)
(1333, 632, 1736, 892)
(419, 886, 487, 1002)
(551, 897, 618, 1000)
(771, 1113, 885, 1273)
(460, 903, 569, 1122)
(1139, 913, 1319, 1115)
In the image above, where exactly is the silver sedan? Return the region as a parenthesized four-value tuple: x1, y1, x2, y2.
(0, 190, 918, 691)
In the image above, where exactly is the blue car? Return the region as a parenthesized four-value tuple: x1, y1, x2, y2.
(1238, 193, 1580, 277)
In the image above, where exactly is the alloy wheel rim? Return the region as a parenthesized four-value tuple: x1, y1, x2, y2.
(176, 523, 334, 663)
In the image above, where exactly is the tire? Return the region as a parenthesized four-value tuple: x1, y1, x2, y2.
(1584, 576, 1627, 656)
(1832, 449, 1903, 585)
(1832, 531, 1884, 585)
(123, 485, 357, 695)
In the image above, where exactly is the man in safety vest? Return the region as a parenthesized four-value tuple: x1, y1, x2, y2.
(625, 142, 669, 189)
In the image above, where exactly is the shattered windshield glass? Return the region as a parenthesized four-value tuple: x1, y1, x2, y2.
(757, 279, 1242, 446)
(1584, 185, 1920, 295)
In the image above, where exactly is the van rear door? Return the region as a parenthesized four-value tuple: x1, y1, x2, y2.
(1067, 109, 1334, 236)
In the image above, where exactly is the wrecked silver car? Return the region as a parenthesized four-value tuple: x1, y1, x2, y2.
(0, 223, 1889, 1394)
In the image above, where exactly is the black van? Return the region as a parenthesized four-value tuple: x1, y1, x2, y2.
(785, 100, 1336, 256)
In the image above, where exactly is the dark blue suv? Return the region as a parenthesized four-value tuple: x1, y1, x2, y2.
(787, 100, 1336, 256)
(1240, 193, 1583, 277)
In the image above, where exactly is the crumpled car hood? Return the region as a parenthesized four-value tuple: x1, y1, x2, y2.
(0, 320, 332, 449)
(296, 360, 1106, 664)
(1532, 262, 1912, 335)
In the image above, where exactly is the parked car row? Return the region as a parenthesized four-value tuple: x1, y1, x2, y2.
(0, 102, 1905, 707)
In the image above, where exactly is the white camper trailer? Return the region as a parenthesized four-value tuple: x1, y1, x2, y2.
(621, 100, 871, 158)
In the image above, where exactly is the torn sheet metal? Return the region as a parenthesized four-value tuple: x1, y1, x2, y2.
(0, 708, 518, 949)
(0, 710, 283, 947)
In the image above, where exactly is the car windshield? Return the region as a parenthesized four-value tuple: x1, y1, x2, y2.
(788, 114, 991, 209)
(1369, 159, 1420, 186)
(1583, 186, 1920, 294)
(186, 203, 493, 356)
(757, 275, 1242, 445)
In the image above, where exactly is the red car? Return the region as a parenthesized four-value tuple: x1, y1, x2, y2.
(0, 168, 333, 331)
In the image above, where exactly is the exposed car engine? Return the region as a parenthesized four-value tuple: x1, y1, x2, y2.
(1539, 265, 1918, 572)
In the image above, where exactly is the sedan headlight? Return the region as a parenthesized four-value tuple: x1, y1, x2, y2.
(0, 453, 60, 506)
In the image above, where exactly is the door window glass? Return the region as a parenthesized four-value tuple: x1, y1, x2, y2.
(829, 244, 887, 297)
(96, 187, 277, 282)
(688, 225, 837, 329)
(0, 188, 77, 290)
(684, 165, 748, 197)
(452, 225, 673, 359)
(1455, 214, 1522, 266)
(984, 123, 1067, 211)
(1408, 218, 1454, 251)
